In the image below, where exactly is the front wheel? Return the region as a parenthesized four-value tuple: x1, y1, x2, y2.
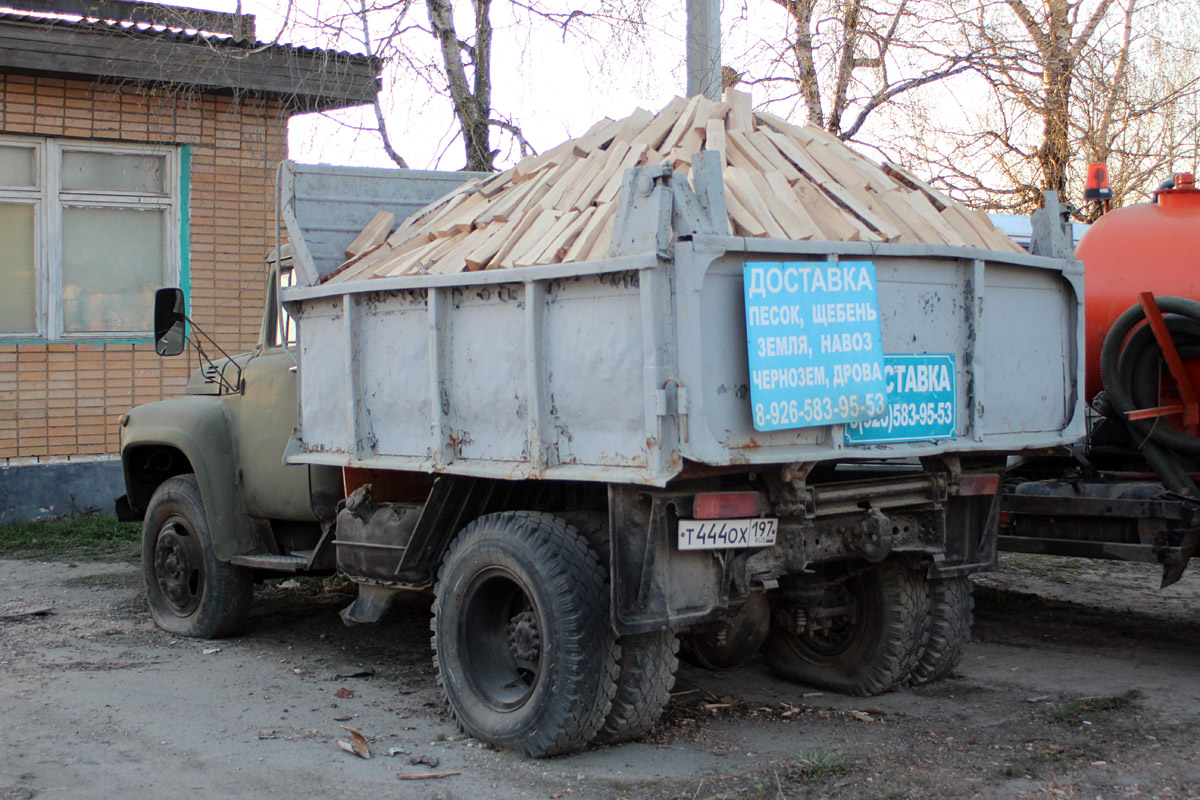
(141, 474, 252, 638)
(431, 511, 618, 757)
(764, 560, 930, 696)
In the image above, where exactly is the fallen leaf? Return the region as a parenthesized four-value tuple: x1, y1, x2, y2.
(335, 688, 354, 699)
(337, 726, 371, 759)
(846, 710, 875, 722)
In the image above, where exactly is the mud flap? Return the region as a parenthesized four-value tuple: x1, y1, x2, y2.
(608, 485, 727, 637)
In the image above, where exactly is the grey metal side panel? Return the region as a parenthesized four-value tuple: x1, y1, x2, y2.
(279, 161, 488, 281)
(289, 263, 666, 483)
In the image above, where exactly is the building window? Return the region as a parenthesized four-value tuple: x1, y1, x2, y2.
(0, 136, 181, 341)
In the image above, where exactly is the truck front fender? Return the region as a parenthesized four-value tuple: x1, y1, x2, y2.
(121, 396, 268, 561)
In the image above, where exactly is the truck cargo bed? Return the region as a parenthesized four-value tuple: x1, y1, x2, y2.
(282, 170, 1084, 486)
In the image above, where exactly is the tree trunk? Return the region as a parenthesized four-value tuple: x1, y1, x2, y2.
(772, 0, 824, 126)
(1039, 0, 1071, 198)
(426, 0, 495, 172)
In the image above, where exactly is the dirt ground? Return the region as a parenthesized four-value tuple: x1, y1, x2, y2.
(2, 553, 1199, 800)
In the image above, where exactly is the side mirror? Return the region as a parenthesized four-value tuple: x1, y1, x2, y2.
(154, 288, 186, 356)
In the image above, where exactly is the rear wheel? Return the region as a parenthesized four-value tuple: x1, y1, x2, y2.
(908, 576, 973, 685)
(141, 474, 252, 639)
(432, 511, 618, 757)
(559, 511, 679, 743)
(764, 560, 929, 696)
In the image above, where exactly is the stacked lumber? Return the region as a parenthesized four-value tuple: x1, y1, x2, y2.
(324, 91, 1023, 284)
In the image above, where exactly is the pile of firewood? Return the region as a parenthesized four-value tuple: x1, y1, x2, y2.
(323, 90, 1022, 284)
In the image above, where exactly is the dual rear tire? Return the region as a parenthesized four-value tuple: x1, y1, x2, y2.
(764, 562, 972, 695)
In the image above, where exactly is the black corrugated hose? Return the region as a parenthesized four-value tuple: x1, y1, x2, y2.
(1098, 296, 1200, 496)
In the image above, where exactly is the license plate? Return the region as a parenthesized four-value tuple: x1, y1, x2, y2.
(677, 518, 778, 550)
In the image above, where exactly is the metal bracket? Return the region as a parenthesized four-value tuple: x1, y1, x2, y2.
(610, 152, 729, 261)
(1029, 189, 1075, 260)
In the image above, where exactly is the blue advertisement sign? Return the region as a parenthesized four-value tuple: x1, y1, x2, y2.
(743, 261, 888, 432)
(844, 353, 957, 444)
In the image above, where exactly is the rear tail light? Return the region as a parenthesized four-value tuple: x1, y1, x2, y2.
(693, 491, 762, 519)
(958, 474, 1000, 496)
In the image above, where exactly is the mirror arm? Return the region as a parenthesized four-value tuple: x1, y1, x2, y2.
(179, 314, 244, 393)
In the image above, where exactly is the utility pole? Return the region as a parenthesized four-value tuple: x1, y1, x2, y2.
(686, 0, 720, 100)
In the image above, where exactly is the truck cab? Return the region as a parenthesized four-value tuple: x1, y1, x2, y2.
(118, 253, 340, 636)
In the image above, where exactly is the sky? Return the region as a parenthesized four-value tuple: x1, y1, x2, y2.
(172, 0, 787, 172)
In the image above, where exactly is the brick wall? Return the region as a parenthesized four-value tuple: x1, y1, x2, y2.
(0, 74, 291, 464)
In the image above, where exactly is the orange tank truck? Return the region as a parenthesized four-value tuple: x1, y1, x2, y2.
(1077, 173, 1200, 401)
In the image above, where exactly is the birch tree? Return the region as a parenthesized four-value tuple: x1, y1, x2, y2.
(736, 0, 973, 143)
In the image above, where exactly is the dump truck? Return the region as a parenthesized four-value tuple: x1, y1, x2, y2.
(121, 130, 1085, 755)
(1000, 170, 1200, 587)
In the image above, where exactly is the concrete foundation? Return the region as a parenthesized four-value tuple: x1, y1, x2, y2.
(0, 459, 125, 524)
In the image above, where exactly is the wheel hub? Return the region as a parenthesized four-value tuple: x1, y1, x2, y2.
(505, 610, 541, 664)
(153, 520, 203, 616)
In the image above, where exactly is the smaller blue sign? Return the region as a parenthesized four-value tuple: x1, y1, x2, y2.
(844, 353, 957, 444)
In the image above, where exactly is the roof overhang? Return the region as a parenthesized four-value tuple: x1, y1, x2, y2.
(0, 12, 381, 112)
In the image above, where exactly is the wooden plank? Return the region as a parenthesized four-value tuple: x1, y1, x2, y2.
(344, 210, 395, 258)
(374, 237, 444, 279)
(463, 224, 509, 271)
(478, 168, 516, 197)
(336, 242, 405, 283)
(960, 206, 1026, 253)
(760, 129, 838, 187)
(388, 191, 469, 245)
(594, 141, 650, 206)
(721, 169, 768, 237)
(544, 206, 597, 262)
(568, 143, 633, 212)
(726, 130, 777, 175)
(888, 189, 967, 246)
(571, 115, 625, 153)
(761, 172, 821, 240)
(476, 173, 542, 226)
(859, 190, 922, 244)
(704, 118, 727, 162)
(938, 204, 990, 248)
(791, 175, 876, 242)
(807, 141, 871, 192)
(433, 191, 492, 237)
(494, 207, 554, 269)
(536, 155, 595, 212)
(322, 243, 384, 284)
(816, 179, 903, 241)
(745, 131, 803, 181)
(613, 107, 655, 144)
(724, 88, 753, 132)
(515, 209, 581, 266)
(466, 210, 530, 271)
(882, 163, 954, 210)
(724, 167, 788, 239)
(563, 205, 608, 262)
(656, 94, 705, 157)
(675, 126, 705, 160)
(582, 211, 618, 262)
(634, 96, 690, 151)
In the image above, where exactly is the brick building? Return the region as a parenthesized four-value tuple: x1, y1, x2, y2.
(0, 0, 379, 520)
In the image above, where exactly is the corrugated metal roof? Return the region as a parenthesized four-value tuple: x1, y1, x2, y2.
(0, 9, 373, 62)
